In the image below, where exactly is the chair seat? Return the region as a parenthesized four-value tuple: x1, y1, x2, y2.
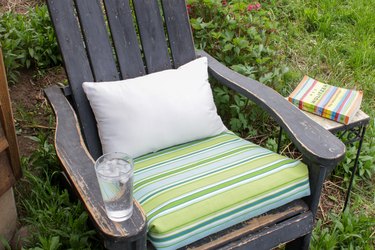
(133, 132, 310, 250)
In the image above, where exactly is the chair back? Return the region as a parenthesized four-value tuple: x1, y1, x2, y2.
(47, 0, 196, 158)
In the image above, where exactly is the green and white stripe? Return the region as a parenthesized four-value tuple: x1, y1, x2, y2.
(133, 132, 310, 250)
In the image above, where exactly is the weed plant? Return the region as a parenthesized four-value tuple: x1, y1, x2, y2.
(0, 5, 61, 83)
(15, 133, 100, 249)
(187, 0, 289, 138)
(312, 211, 375, 249)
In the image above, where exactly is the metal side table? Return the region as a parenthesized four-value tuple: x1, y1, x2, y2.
(277, 110, 370, 211)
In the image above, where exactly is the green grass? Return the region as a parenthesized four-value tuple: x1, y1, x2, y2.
(268, 0, 375, 248)
(272, 0, 375, 136)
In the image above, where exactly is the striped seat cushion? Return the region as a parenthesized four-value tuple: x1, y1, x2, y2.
(133, 132, 310, 250)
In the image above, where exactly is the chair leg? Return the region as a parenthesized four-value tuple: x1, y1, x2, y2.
(104, 235, 147, 250)
(285, 233, 312, 250)
(285, 163, 327, 250)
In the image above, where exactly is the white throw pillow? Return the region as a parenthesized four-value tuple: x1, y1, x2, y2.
(82, 57, 227, 158)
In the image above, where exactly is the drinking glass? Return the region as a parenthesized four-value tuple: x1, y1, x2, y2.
(95, 152, 134, 222)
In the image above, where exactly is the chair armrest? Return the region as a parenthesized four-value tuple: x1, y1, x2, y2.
(197, 50, 345, 168)
(44, 85, 147, 242)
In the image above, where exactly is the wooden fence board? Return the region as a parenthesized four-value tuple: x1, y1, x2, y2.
(0, 49, 21, 184)
(0, 125, 15, 196)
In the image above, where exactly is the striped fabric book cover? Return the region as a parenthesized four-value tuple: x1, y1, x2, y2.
(288, 76, 363, 124)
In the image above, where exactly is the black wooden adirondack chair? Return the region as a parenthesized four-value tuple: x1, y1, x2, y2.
(44, 0, 345, 249)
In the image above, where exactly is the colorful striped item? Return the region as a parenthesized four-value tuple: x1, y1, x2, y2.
(133, 132, 310, 250)
(288, 76, 363, 124)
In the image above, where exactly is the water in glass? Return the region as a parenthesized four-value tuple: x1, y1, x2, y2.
(95, 153, 133, 222)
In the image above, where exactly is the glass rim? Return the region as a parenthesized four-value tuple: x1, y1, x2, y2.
(95, 152, 134, 177)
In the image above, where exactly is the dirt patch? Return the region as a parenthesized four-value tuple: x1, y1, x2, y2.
(10, 67, 66, 110)
(318, 179, 347, 220)
(9, 67, 66, 157)
(0, 0, 42, 13)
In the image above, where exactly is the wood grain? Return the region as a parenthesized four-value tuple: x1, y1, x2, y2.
(132, 0, 172, 73)
(299, 109, 370, 133)
(0, 150, 15, 197)
(0, 136, 9, 153)
(47, 0, 102, 159)
(74, 0, 119, 82)
(0, 49, 21, 180)
(223, 212, 313, 250)
(44, 85, 147, 243)
(0, 122, 14, 196)
(104, 0, 146, 79)
(188, 200, 309, 250)
(161, 0, 196, 68)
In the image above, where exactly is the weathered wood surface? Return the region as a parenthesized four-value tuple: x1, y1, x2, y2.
(0, 136, 9, 153)
(222, 212, 313, 250)
(133, 0, 172, 73)
(161, 0, 196, 68)
(75, 0, 119, 82)
(104, 235, 147, 250)
(44, 85, 147, 242)
(187, 200, 309, 250)
(0, 48, 21, 182)
(47, 0, 102, 159)
(0, 127, 15, 197)
(104, 0, 146, 79)
(299, 109, 370, 133)
(47, 0, 199, 159)
(197, 50, 346, 168)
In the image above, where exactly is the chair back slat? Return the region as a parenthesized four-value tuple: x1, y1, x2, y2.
(47, 0, 196, 158)
(133, 0, 172, 73)
(161, 0, 196, 67)
(104, 0, 146, 79)
(75, 0, 120, 82)
(47, 0, 102, 158)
